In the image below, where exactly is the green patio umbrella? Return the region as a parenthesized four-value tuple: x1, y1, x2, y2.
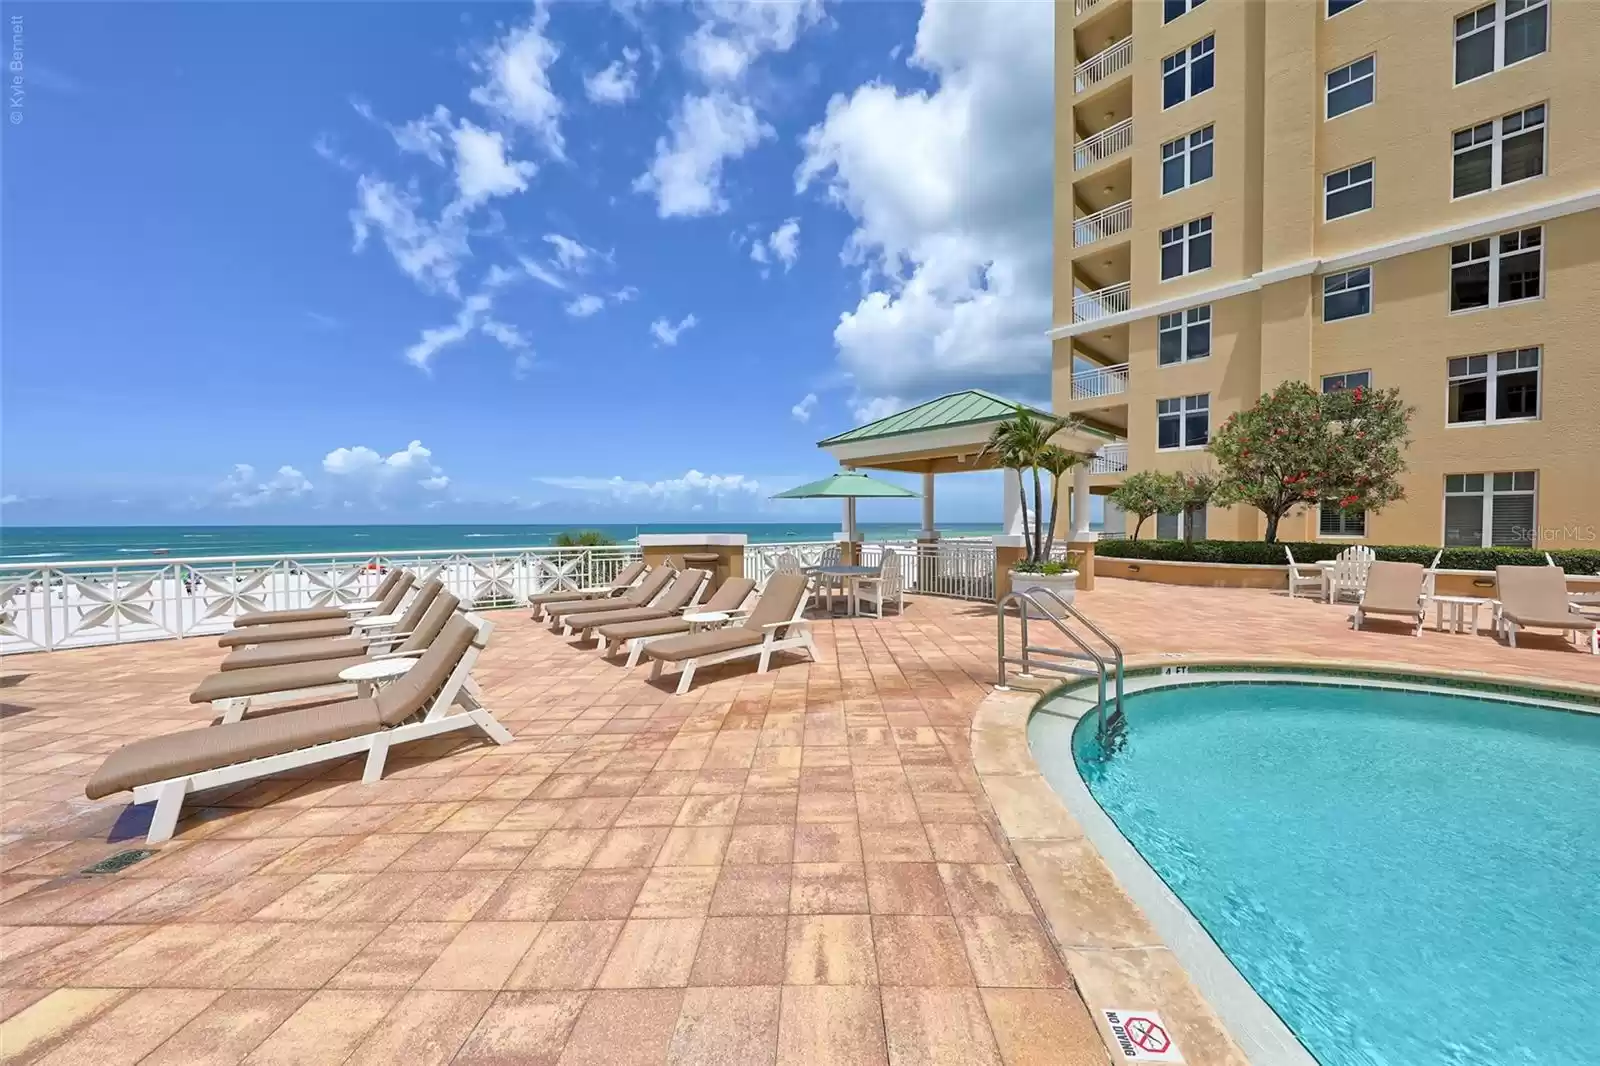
(771, 472, 919, 542)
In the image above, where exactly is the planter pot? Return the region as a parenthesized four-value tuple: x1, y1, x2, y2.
(1009, 569, 1078, 609)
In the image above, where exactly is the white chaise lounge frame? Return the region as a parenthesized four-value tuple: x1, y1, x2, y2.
(647, 597, 819, 695)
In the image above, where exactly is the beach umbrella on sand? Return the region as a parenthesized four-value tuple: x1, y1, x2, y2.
(771, 472, 919, 542)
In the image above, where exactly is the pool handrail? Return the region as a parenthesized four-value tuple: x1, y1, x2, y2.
(996, 587, 1126, 744)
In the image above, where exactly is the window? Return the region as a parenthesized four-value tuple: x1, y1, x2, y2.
(1162, 36, 1215, 109)
(1447, 347, 1540, 424)
(1156, 508, 1207, 540)
(1324, 161, 1373, 220)
(1322, 267, 1372, 321)
(1320, 503, 1367, 537)
(1157, 394, 1210, 450)
(1158, 306, 1212, 366)
(1455, 0, 1547, 85)
(1161, 126, 1215, 194)
(1160, 216, 1213, 281)
(1327, 0, 1364, 15)
(1452, 104, 1546, 198)
(1322, 370, 1371, 393)
(1164, 0, 1206, 22)
(1325, 56, 1375, 118)
(1444, 472, 1536, 547)
(1449, 226, 1542, 311)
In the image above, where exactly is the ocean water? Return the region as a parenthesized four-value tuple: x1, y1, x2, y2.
(1050, 682, 1600, 1066)
(0, 523, 1005, 565)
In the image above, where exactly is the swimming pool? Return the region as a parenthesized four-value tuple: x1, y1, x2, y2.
(1030, 676, 1600, 1066)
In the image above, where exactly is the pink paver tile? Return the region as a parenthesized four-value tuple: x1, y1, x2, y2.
(415, 921, 544, 990)
(955, 915, 1070, 988)
(240, 989, 401, 1065)
(595, 917, 704, 988)
(775, 985, 887, 1066)
(689, 915, 788, 985)
(881, 986, 1003, 1066)
(872, 915, 976, 987)
(31, 987, 223, 1066)
(330, 922, 464, 990)
(785, 914, 878, 985)
(790, 862, 870, 914)
(507, 920, 625, 990)
(140, 990, 311, 1066)
(343, 989, 494, 1066)
(666, 986, 780, 1066)
(632, 865, 720, 918)
(865, 862, 951, 915)
(453, 991, 586, 1066)
(556, 989, 685, 1066)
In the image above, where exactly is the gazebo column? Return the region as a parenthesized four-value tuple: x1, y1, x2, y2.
(919, 472, 937, 541)
(1068, 460, 1097, 592)
(916, 471, 939, 598)
(1002, 469, 1026, 539)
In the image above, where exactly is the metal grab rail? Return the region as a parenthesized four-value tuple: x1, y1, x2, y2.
(996, 588, 1126, 744)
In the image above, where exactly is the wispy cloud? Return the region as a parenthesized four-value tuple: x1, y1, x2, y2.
(791, 393, 819, 423)
(469, 7, 566, 159)
(565, 294, 605, 318)
(650, 313, 698, 346)
(584, 47, 640, 105)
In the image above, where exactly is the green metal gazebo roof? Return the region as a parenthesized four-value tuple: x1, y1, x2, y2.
(817, 389, 1114, 446)
(770, 472, 921, 499)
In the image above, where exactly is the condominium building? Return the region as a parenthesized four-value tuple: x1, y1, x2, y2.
(1052, 0, 1598, 548)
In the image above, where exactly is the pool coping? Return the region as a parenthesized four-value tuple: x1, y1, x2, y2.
(973, 655, 1600, 1066)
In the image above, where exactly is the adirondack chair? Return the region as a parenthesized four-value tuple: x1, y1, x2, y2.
(1284, 546, 1324, 600)
(1327, 545, 1376, 603)
(855, 549, 905, 618)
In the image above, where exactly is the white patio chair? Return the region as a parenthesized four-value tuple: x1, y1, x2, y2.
(1284, 547, 1323, 600)
(854, 550, 905, 619)
(1327, 545, 1376, 604)
(811, 546, 845, 612)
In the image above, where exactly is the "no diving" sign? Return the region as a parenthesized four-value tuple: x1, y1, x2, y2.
(1102, 1008, 1184, 1062)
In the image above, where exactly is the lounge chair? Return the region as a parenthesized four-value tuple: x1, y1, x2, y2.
(598, 576, 758, 666)
(85, 612, 510, 844)
(191, 591, 462, 721)
(560, 569, 709, 639)
(1349, 561, 1426, 635)
(1495, 566, 1599, 654)
(529, 559, 647, 620)
(216, 570, 417, 648)
(1283, 547, 1323, 600)
(643, 572, 817, 694)
(546, 564, 677, 630)
(217, 578, 445, 671)
(231, 567, 411, 627)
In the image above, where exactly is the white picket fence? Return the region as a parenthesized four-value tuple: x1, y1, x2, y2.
(0, 546, 641, 653)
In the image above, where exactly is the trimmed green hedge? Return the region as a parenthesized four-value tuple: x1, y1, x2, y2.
(1096, 539, 1600, 575)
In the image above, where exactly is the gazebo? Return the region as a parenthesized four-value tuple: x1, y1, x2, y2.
(816, 390, 1121, 589)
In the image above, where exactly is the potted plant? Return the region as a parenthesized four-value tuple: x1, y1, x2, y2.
(981, 408, 1087, 606)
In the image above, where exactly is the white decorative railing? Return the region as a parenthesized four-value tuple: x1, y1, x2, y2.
(1072, 362, 1131, 400)
(1072, 282, 1131, 323)
(743, 539, 997, 603)
(1075, 0, 1104, 15)
(1073, 200, 1132, 247)
(0, 545, 642, 653)
(1089, 443, 1130, 474)
(1074, 119, 1133, 171)
(1075, 36, 1132, 93)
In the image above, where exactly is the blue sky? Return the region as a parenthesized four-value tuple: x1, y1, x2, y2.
(1, 1, 1054, 526)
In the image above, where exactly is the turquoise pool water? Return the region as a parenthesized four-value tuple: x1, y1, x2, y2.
(1062, 681, 1600, 1066)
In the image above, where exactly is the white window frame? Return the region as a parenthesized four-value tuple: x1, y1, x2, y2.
(1156, 393, 1210, 451)
(1319, 502, 1367, 538)
(1157, 305, 1212, 366)
(1161, 35, 1216, 111)
(1443, 471, 1537, 547)
(1451, 103, 1546, 200)
(1446, 347, 1541, 426)
(1321, 370, 1371, 394)
(1454, 0, 1548, 87)
(1156, 508, 1207, 540)
(1159, 215, 1213, 281)
(1160, 125, 1215, 195)
(1448, 226, 1543, 313)
(1322, 267, 1372, 322)
(1164, 0, 1207, 24)
(1324, 161, 1374, 221)
(1326, 0, 1365, 17)
(1325, 55, 1375, 119)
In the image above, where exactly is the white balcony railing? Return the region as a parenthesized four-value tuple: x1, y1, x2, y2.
(1075, 0, 1104, 15)
(1089, 443, 1130, 474)
(1073, 200, 1132, 247)
(1072, 281, 1131, 323)
(1072, 362, 1130, 400)
(1075, 36, 1132, 93)
(1073, 118, 1133, 171)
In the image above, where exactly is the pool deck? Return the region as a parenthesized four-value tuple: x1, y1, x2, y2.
(0, 579, 1594, 1065)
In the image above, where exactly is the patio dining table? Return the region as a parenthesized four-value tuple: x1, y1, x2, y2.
(802, 564, 879, 617)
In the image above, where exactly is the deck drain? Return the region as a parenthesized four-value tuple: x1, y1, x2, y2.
(81, 849, 155, 875)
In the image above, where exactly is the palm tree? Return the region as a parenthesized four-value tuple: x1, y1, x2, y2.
(981, 408, 1083, 564)
(1037, 445, 1082, 561)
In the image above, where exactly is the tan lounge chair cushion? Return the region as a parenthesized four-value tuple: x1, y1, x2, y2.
(232, 606, 350, 626)
(702, 577, 757, 613)
(192, 656, 370, 704)
(1358, 562, 1426, 616)
(218, 617, 354, 648)
(221, 636, 368, 671)
(85, 699, 383, 800)
(372, 615, 479, 727)
(597, 616, 692, 641)
(395, 591, 460, 653)
(566, 605, 674, 630)
(1496, 566, 1592, 631)
(644, 627, 766, 662)
(550, 568, 675, 624)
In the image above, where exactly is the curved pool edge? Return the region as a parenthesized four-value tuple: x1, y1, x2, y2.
(973, 656, 1600, 1066)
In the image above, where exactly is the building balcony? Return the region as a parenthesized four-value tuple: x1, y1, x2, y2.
(1072, 281, 1131, 324)
(1074, 36, 1132, 94)
(1073, 118, 1132, 172)
(1075, 0, 1104, 15)
(1088, 442, 1129, 475)
(1072, 362, 1130, 401)
(1072, 200, 1131, 248)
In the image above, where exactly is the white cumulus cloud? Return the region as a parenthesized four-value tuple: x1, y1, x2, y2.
(852, 395, 905, 425)
(220, 464, 314, 508)
(323, 440, 450, 495)
(680, 0, 824, 84)
(791, 393, 819, 423)
(452, 119, 537, 205)
(650, 313, 698, 346)
(796, 1, 1053, 397)
(565, 294, 605, 318)
(469, 8, 565, 159)
(535, 469, 762, 506)
(585, 48, 640, 105)
(635, 92, 771, 218)
(750, 217, 801, 275)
